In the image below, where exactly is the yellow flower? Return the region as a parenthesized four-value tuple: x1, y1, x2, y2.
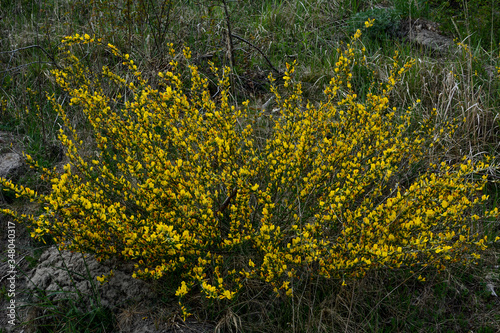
(175, 281, 189, 297)
(221, 290, 233, 300)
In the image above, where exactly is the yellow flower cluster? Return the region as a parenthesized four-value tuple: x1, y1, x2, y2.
(1, 23, 497, 318)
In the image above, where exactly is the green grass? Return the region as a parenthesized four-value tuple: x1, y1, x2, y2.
(1, 0, 500, 332)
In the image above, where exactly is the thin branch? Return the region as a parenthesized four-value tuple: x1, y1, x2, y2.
(221, 0, 235, 69)
(231, 33, 283, 77)
(0, 45, 61, 69)
(216, 187, 238, 214)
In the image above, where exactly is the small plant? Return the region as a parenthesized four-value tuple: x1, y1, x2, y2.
(347, 8, 402, 41)
(1, 23, 498, 321)
(23, 296, 114, 333)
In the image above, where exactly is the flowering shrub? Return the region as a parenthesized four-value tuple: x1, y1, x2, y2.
(1, 25, 497, 317)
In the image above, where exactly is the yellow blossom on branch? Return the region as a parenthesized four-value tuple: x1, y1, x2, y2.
(0, 28, 497, 319)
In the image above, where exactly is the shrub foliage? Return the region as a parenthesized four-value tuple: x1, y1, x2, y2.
(1, 25, 496, 317)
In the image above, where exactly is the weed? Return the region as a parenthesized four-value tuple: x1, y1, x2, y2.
(347, 7, 402, 41)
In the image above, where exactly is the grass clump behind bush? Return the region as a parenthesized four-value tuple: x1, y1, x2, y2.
(1, 22, 498, 323)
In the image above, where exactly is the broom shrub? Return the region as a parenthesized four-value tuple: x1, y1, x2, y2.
(1, 23, 497, 318)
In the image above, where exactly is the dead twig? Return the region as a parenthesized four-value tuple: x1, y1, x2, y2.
(231, 33, 283, 77)
(0, 45, 61, 70)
